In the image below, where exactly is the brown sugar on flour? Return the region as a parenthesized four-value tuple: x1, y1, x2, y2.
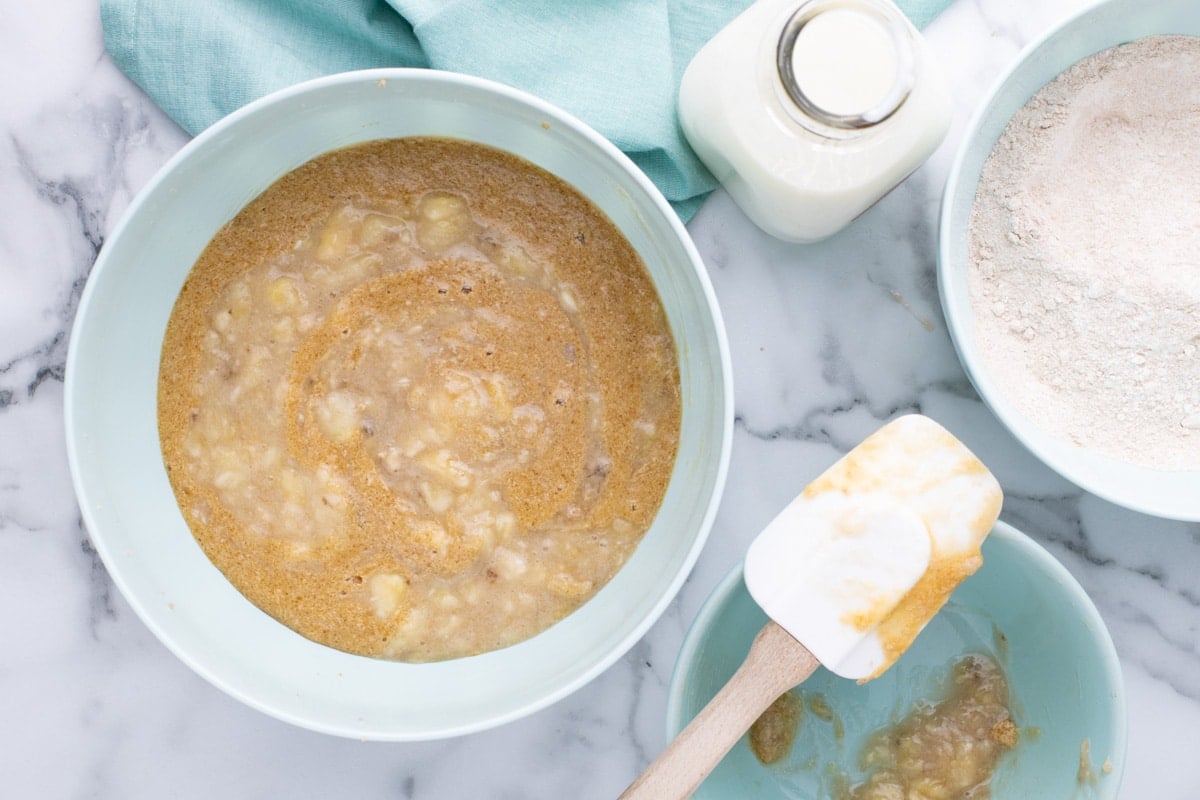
(967, 36, 1200, 470)
(157, 138, 681, 661)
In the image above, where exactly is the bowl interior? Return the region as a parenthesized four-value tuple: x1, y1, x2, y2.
(667, 522, 1126, 799)
(937, 0, 1200, 521)
(65, 70, 731, 740)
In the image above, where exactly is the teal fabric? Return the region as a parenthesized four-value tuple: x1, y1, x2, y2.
(101, 0, 952, 220)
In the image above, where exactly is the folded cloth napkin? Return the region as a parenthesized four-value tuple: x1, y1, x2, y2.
(101, 0, 952, 220)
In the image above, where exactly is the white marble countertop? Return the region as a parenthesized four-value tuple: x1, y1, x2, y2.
(3, 0, 1197, 797)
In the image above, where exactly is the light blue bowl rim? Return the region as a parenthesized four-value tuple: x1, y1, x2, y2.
(64, 67, 734, 740)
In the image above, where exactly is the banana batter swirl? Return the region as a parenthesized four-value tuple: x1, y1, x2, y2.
(158, 139, 680, 661)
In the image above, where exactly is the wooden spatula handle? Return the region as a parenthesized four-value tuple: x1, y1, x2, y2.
(619, 621, 820, 800)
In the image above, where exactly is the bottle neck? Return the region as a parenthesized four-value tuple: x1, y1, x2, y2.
(775, 0, 916, 134)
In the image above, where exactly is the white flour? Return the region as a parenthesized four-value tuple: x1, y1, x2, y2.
(968, 35, 1200, 471)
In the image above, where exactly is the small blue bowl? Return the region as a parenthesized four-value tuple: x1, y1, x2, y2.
(666, 521, 1126, 798)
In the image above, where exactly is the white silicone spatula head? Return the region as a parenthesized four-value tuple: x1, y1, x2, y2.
(744, 414, 1003, 680)
(620, 415, 1003, 800)
(745, 493, 930, 679)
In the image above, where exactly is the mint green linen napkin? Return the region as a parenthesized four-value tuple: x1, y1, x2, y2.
(101, 0, 952, 220)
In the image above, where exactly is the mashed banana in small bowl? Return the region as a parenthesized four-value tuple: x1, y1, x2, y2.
(667, 521, 1125, 799)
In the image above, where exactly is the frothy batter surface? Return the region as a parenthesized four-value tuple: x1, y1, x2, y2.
(157, 138, 681, 661)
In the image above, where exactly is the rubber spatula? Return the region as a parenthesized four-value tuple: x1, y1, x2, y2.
(619, 414, 1003, 800)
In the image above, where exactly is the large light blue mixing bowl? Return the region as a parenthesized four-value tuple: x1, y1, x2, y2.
(667, 521, 1126, 798)
(64, 69, 733, 740)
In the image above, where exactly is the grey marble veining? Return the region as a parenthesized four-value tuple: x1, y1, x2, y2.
(2, 0, 1199, 797)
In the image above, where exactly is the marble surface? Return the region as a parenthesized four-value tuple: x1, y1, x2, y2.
(2, 0, 1197, 796)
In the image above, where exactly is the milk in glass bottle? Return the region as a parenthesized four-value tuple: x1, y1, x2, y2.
(679, 0, 952, 242)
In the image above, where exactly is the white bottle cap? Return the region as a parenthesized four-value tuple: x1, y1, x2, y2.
(777, 0, 915, 129)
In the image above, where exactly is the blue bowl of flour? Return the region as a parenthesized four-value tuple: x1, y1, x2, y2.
(937, 0, 1200, 521)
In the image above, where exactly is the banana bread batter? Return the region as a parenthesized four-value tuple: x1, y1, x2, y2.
(158, 138, 681, 661)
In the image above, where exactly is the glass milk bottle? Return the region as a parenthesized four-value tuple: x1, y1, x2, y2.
(679, 0, 953, 242)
